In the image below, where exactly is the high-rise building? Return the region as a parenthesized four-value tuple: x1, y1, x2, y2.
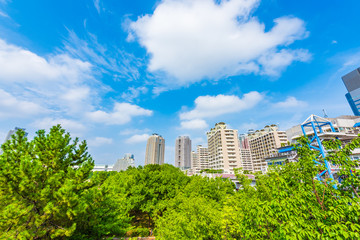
(145, 134, 165, 165)
(342, 68, 360, 116)
(206, 122, 242, 174)
(175, 136, 191, 170)
(191, 151, 198, 169)
(113, 153, 135, 172)
(248, 125, 288, 172)
(197, 145, 209, 170)
(239, 134, 253, 172)
(191, 145, 209, 174)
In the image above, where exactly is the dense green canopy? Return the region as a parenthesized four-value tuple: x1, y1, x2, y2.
(1, 127, 360, 239)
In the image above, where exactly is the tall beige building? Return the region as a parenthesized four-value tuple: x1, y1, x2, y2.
(206, 122, 242, 174)
(145, 134, 165, 165)
(248, 125, 288, 172)
(191, 145, 209, 174)
(191, 151, 198, 171)
(175, 136, 191, 170)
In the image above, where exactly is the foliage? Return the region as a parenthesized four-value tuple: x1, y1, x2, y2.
(200, 169, 223, 174)
(2, 126, 360, 239)
(0, 126, 95, 239)
(221, 136, 360, 239)
(0, 126, 130, 239)
(106, 164, 190, 234)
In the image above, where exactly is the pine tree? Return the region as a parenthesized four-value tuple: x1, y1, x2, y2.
(0, 125, 94, 239)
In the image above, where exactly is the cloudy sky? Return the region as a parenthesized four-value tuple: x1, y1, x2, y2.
(0, 0, 359, 166)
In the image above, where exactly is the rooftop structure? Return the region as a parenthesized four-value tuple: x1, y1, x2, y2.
(286, 115, 360, 143)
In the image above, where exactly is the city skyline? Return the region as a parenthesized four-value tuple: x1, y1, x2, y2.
(0, 0, 360, 166)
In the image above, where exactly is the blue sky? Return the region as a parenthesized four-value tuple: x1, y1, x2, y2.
(0, 0, 359, 166)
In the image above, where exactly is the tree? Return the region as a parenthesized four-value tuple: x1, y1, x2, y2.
(221, 136, 360, 239)
(155, 175, 235, 239)
(0, 126, 95, 239)
(107, 164, 190, 236)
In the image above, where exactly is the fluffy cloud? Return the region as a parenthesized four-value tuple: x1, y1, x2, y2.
(129, 0, 310, 85)
(258, 49, 311, 76)
(0, 38, 95, 116)
(87, 102, 153, 125)
(274, 96, 307, 108)
(180, 91, 263, 120)
(88, 137, 113, 147)
(126, 134, 150, 144)
(0, 39, 91, 85)
(180, 119, 209, 129)
(33, 118, 86, 135)
(0, 89, 46, 118)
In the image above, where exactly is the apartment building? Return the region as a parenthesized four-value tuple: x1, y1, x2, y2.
(239, 133, 254, 172)
(175, 136, 191, 170)
(248, 125, 288, 172)
(206, 122, 242, 174)
(190, 145, 209, 174)
(145, 134, 165, 165)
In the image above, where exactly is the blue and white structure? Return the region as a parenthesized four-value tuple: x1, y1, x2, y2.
(301, 115, 338, 188)
(342, 68, 360, 116)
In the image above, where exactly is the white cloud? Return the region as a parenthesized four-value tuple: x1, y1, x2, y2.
(258, 49, 311, 76)
(0, 10, 8, 18)
(180, 119, 209, 129)
(274, 96, 307, 108)
(0, 89, 46, 118)
(87, 102, 153, 125)
(180, 91, 263, 120)
(88, 137, 113, 147)
(33, 118, 86, 135)
(126, 134, 150, 144)
(121, 86, 148, 102)
(0, 39, 91, 85)
(63, 30, 142, 82)
(129, 0, 309, 85)
(93, 0, 100, 13)
(0, 38, 96, 117)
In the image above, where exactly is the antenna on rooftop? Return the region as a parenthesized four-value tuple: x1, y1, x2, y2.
(322, 109, 328, 118)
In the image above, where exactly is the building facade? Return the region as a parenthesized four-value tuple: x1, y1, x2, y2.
(92, 165, 113, 171)
(239, 133, 254, 172)
(190, 145, 209, 174)
(175, 136, 191, 170)
(113, 153, 135, 172)
(248, 125, 288, 172)
(145, 134, 165, 165)
(206, 122, 242, 174)
(342, 67, 360, 116)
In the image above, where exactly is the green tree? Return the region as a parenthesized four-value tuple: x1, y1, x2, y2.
(155, 175, 235, 239)
(107, 164, 190, 236)
(222, 136, 360, 239)
(0, 126, 98, 239)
